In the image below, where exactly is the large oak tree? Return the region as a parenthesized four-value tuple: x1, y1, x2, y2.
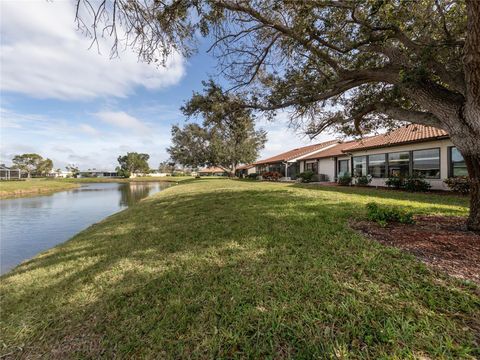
(76, 0, 480, 230)
(168, 81, 267, 173)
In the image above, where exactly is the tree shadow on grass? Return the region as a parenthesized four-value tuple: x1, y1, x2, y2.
(1, 185, 478, 358)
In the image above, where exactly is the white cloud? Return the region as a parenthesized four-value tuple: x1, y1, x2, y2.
(0, 1, 185, 100)
(94, 111, 150, 134)
(79, 124, 100, 136)
(0, 108, 172, 170)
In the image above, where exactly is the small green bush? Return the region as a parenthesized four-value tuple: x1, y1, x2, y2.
(444, 176, 470, 195)
(246, 173, 258, 180)
(355, 175, 371, 186)
(403, 176, 431, 192)
(386, 175, 431, 192)
(385, 176, 403, 189)
(366, 202, 415, 227)
(337, 174, 352, 186)
(297, 171, 314, 183)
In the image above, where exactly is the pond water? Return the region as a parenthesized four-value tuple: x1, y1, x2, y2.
(0, 182, 169, 274)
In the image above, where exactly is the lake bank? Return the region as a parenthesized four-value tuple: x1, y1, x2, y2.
(0, 182, 169, 274)
(1, 179, 477, 358)
(0, 179, 79, 199)
(63, 176, 194, 184)
(0, 176, 193, 199)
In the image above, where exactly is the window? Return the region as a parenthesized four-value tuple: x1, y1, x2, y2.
(413, 148, 440, 178)
(450, 147, 468, 177)
(256, 165, 267, 174)
(352, 156, 367, 177)
(305, 162, 317, 173)
(368, 154, 386, 178)
(388, 152, 410, 177)
(338, 159, 349, 177)
(266, 163, 285, 176)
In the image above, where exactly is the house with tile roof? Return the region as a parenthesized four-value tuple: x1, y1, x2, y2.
(294, 124, 465, 190)
(253, 140, 339, 179)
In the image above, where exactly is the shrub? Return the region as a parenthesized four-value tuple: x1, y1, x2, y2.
(247, 173, 258, 180)
(366, 202, 415, 227)
(403, 175, 431, 192)
(444, 176, 470, 195)
(337, 174, 352, 186)
(297, 171, 314, 183)
(385, 176, 403, 189)
(355, 175, 371, 186)
(262, 171, 282, 181)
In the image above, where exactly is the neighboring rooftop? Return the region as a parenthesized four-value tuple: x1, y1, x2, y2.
(199, 166, 228, 173)
(345, 124, 448, 152)
(236, 164, 254, 170)
(254, 140, 339, 165)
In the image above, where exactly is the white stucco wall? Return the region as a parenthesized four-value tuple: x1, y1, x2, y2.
(348, 139, 453, 190)
(318, 158, 335, 181)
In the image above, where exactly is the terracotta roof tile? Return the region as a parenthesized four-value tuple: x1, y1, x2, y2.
(345, 125, 448, 152)
(301, 141, 359, 160)
(254, 140, 339, 165)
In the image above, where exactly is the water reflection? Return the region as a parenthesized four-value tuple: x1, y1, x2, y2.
(0, 182, 168, 274)
(119, 182, 155, 207)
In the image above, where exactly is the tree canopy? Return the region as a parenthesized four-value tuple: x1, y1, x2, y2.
(75, 0, 480, 229)
(116, 152, 150, 178)
(12, 153, 53, 178)
(168, 81, 267, 173)
(66, 164, 80, 177)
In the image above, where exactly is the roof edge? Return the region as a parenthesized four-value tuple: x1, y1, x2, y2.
(343, 135, 450, 153)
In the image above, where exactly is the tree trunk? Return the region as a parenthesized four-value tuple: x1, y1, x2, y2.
(464, 154, 480, 231)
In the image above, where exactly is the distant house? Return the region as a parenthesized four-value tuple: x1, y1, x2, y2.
(78, 169, 119, 178)
(235, 164, 256, 177)
(198, 167, 229, 176)
(253, 140, 339, 179)
(130, 171, 168, 178)
(47, 170, 73, 178)
(0, 164, 22, 180)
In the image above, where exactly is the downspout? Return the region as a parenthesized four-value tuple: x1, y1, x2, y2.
(282, 161, 288, 178)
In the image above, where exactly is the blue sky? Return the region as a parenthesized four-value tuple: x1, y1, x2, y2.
(0, 0, 331, 170)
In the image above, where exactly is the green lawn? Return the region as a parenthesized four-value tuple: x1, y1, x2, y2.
(1, 180, 478, 358)
(0, 179, 79, 198)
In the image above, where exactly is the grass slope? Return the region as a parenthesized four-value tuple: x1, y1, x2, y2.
(1, 180, 478, 358)
(0, 179, 79, 199)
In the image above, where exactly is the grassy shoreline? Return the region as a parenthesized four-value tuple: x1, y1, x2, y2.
(0, 179, 80, 199)
(1, 180, 478, 358)
(0, 177, 193, 199)
(62, 176, 195, 184)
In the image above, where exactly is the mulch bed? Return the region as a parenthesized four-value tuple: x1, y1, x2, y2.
(350, 216, 480, 285)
